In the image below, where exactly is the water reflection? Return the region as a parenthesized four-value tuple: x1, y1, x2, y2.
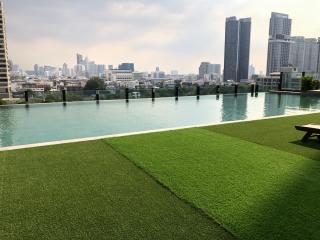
(221, 94, 248, 121)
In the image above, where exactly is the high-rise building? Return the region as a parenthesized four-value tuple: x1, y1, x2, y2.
(237, 18, 251, 81)
(223, 16, 251, 82)
(199, 62, 211, 80)
(199, 62, 221, 79)
(34, 64, 39, 76)
(317, 38, 320, 77)
(266, 12, 292, 75)
(76, 53, 84, 65)
(0, 1, 10, 99)
(289, 36, 305, 72)
(118, 63, 134, 72)
(248, 65, 256, 79)
(289, 37, 319, 74)
(62, 63, 69, 76)
(303, 38, 319, 73)
(224, 17, 239, 82)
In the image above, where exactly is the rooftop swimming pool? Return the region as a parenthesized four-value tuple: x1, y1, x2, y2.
(0, 93, 320, 148)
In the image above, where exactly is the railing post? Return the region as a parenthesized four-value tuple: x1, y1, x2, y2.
(151, 87, 155, 101)
(216, 85, 220, 94)
(196, 85, 200, 100)
(24, 90, 29, 103)
(251, 84, 255, 97)
(96, 89, 100, 103)
(62, 88, 67, 104)
(278, 72, 283, 91)
(255, 84, 259, 97)
(234, 84, 238, 96)
(175, 85, 179, 101)
(125, 88, 129, 102)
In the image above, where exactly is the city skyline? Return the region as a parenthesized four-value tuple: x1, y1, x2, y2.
(4, 0, 320, 74)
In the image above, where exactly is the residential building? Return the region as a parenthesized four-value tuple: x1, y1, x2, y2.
(223, 16, 251, 82)
(0, 1, 11, 98)
(289, 36, 305, 72)
(266, 12, 292, 75)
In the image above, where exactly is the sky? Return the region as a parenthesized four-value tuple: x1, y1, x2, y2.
(4, 0, 320, 74)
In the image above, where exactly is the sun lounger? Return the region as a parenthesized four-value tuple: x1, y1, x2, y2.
(295, 124, 320, 142)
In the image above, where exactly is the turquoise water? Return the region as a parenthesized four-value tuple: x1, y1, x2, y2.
(0, 93, 320, 148)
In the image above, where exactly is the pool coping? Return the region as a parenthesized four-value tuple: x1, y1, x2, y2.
(1, 110, 319, 152)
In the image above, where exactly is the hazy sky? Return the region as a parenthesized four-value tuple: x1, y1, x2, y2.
(5, 0, 320, 74)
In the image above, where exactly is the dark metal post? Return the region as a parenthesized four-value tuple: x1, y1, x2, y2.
(234, 84, 238, 96)
(151, 87, 155, 101)
(196, 85, 200, 100)
(125, 88, 129, 102)
(24, 90, 29, 103)
(278, 72, 283, 91)
(62, 89, 67, 103)
(302, 72, 306, 78)
(96, 89, 100, 103)
(255, 84, 259, 97)
(216, 85, 220, 94)
(251, 84, 255, 96)
(175, 85, 179, 101)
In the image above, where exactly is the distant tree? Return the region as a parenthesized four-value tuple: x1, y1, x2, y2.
(301, 76, 314, 91)
(84, 77, 105, 90)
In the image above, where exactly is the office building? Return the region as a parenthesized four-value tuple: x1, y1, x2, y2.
(266, 12, 292, 75)
(118, 63, 134, 72)
(77, 54, 84, 65)
(223, 16, 251, 82)
(0, 1, 10, 99)
(199, 62, 221, 80)
(237, 18, 251, 81)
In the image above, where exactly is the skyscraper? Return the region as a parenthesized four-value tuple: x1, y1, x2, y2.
(237, 18, 251, 81)
(303, 38, 319, 73)
(76, 53, 84, 65)
(223, 17, 251, 82)
(266, 12, 292, 75)
(0, 1, 10, 99)
(317, 38, 320, 77)
(289, 36, 305, 72)
(224, 17, 239, 82)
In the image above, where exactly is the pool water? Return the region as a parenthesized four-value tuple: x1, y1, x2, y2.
(0, 93, 320, 148)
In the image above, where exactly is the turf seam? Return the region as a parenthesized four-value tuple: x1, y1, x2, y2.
(201, 128, 318, 162)
(101, 139, 239, 240)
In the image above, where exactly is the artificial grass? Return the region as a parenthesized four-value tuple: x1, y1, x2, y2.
(107, 128, 320, 240)
(205, 113, 320, 161)
(0, 140, 234, 240)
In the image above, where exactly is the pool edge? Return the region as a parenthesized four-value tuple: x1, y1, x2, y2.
(1, 110, 319, 152)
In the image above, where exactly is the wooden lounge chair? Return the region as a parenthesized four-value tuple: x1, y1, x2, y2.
(295, 124, 320, 142)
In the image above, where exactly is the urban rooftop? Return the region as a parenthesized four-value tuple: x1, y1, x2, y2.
(1, 1, 320, 240)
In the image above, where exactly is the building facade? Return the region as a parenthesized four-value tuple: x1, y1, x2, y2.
(266, 12, 292, 75)
(0, 1, 10, 99)
(118, 63, 134, 72)
(223, 16, 251, 82)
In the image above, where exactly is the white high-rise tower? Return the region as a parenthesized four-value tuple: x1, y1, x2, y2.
(0, 1, 11, 99)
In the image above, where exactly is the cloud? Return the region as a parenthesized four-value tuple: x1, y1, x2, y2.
(4, 0, 320, 73)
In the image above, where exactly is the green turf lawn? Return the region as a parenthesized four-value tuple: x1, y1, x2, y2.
(107, 120, 320, 240)
(0, 141, 234, 240)
(206, 113, 320, 161)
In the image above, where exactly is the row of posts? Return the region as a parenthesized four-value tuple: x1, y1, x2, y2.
(24, 84, 260, 104)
